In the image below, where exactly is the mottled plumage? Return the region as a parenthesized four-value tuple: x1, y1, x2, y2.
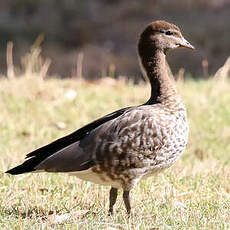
(6, 20, 194, 214)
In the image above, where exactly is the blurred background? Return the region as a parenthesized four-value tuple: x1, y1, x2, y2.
(0, 0, 229, 80)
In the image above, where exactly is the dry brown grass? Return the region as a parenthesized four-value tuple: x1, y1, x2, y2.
(0, 74, 230, 229)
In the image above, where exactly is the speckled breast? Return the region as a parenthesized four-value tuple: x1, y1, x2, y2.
(151, 106, 189, 171)
(90, 103, 189, 187)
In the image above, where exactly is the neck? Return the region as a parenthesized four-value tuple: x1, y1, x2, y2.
(139, 48, 179, 105)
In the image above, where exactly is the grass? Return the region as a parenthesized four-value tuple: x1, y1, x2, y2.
(0, 76, 230, 229)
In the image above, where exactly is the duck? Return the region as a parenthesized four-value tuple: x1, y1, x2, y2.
(6, 20, 194, 215)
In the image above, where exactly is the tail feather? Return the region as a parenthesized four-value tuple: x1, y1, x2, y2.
(5, 157, 38, 175)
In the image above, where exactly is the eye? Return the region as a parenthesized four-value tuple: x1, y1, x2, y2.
(165, 30, 173, 36)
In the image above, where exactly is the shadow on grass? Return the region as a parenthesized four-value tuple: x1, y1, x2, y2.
(3, 205, 55, 220)
(3, 200, 96, 221)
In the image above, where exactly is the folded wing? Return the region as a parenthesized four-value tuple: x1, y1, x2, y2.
(6, 107, 130, 175)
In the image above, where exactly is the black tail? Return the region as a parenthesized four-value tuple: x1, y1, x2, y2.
(5, 157, 37, 175)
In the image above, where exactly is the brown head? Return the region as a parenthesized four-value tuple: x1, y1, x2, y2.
(138, 20, 194, 56)
(138, 21, 194, 105)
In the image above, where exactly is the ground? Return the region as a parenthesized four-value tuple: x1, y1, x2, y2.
(0, 77, 230, 229)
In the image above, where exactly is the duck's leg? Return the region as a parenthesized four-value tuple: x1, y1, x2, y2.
(108, 187, 118, 215)
(123, 190, 131, 214)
